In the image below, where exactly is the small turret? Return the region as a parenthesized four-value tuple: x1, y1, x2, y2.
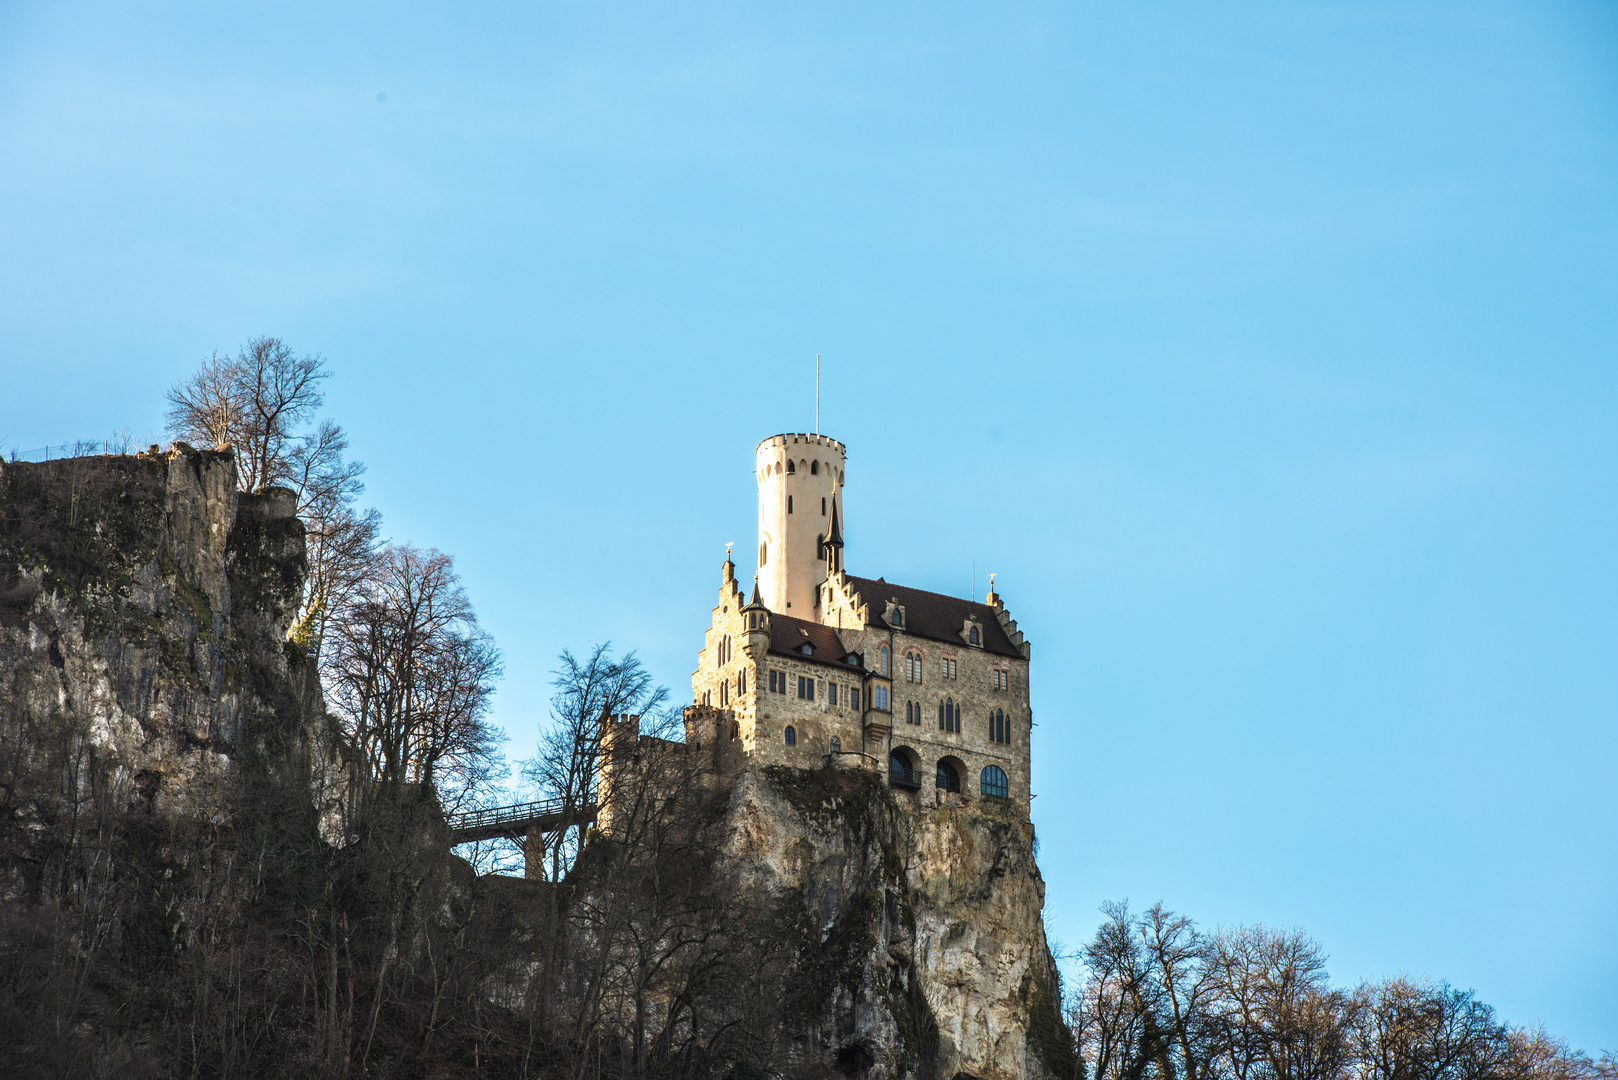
(741, 577, 771, 658)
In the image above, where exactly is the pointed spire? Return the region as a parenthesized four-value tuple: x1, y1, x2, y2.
(823, 496, 844, 575)
(743, 575, 767, 611)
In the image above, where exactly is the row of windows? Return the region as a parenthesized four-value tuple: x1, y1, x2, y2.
(900, 698, 1014, 746)
(717, 634, 733, 666)
(888, 753, 1010, 800)
(701, 667, 749, 707)
(770, 727, 1016, 800)
(901, 650, 1014, 689)
(770, 671, 861, 711)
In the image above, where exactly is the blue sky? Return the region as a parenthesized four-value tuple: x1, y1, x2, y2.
(3, 0, 1615, 1053)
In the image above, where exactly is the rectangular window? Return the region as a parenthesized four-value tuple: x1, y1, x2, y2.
(873, 685, 889, 710)
(828, 683, 838, 706)
(798, 675, 815, 701)
(941, 658, 957, 679)
(993, 669, 1007, 691)
(851, 687, 860, 710)
(770, 670, 787, 694)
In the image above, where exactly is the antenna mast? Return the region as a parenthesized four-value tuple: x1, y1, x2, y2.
(815, 354, 820, 434)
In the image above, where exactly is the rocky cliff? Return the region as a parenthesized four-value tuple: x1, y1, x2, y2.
(0, 445, 338, 839)
(714, 765, 1072, 1080)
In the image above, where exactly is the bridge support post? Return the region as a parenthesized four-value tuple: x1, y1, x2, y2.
(524, 827, 543, 880)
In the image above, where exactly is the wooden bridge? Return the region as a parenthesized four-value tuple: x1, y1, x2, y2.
(447, 797, 597, 877)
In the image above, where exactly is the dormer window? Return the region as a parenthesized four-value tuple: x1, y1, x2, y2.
(969, 626, 980, 645)
(799, 643, 813, 656)
(845, 653, 861, 667)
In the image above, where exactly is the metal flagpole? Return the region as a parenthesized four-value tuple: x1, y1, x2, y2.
(815, 354, 820, 434)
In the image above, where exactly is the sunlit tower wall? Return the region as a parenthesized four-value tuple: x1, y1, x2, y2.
(755, 433, 846, 615)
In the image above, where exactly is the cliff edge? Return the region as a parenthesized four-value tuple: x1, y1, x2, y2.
(0, 446, 338, 845)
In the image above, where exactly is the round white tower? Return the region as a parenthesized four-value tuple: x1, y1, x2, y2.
(755, 433, 846, 615)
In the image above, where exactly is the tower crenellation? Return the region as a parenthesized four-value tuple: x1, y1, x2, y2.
(755, 433, 847, 615)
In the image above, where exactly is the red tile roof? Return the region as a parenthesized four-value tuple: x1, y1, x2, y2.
(767, 613, 865, 671)
(843, 575, 1022, 659)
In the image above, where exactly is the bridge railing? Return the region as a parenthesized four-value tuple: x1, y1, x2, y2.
(446, 796, 572, 835)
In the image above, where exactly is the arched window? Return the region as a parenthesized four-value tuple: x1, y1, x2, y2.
(880, 646, 890, 676)
(980, 765, 1009, 799)
(787, 460, 796, 474)
(905, 651, 922, 683)
(889, 751, 917, 787)
(738, 669, 748, 695)
(787, 495, 793, 514)
(938, 697, 958, 733)
(811, 460, 819, 475)
(730, 721, 740, 740)
(990, 708, 1010, 744)
(719, 681, 728, 706)
(936, 760, 961, 793)
(829, 736, 841, 753)
(969, 626, 980, 645)
(784, 726, 796, 746)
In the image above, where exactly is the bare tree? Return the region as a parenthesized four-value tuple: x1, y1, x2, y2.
(522, 644, 671, 882)
(1142, 903, 1220, 1080)
(165, 338, 379, 659)
(283, 420, 382, 657)
(1506, 1027, 1618, 1080)
(165, 337, 327, 492)
(326, 543, 504, 801)
(1073, 901, 1161, 1080)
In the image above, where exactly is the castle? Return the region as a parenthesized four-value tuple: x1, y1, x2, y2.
(683, 432, 1033, 810)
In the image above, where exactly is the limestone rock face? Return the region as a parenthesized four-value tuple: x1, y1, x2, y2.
(0, 447, 335, 826)
(724, 766, 1071, 1080)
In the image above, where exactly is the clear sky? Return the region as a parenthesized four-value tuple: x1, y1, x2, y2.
(2, 0, 1615, 1054)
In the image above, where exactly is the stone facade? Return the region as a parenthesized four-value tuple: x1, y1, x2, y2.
(691, 433, 1034, 815)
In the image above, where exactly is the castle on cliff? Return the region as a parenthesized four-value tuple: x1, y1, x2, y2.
(681, 433, 1033, 812)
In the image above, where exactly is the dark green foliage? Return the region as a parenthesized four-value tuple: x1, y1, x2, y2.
(0, 454, 168, 635)
(1028, 968, 1079, 1080)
